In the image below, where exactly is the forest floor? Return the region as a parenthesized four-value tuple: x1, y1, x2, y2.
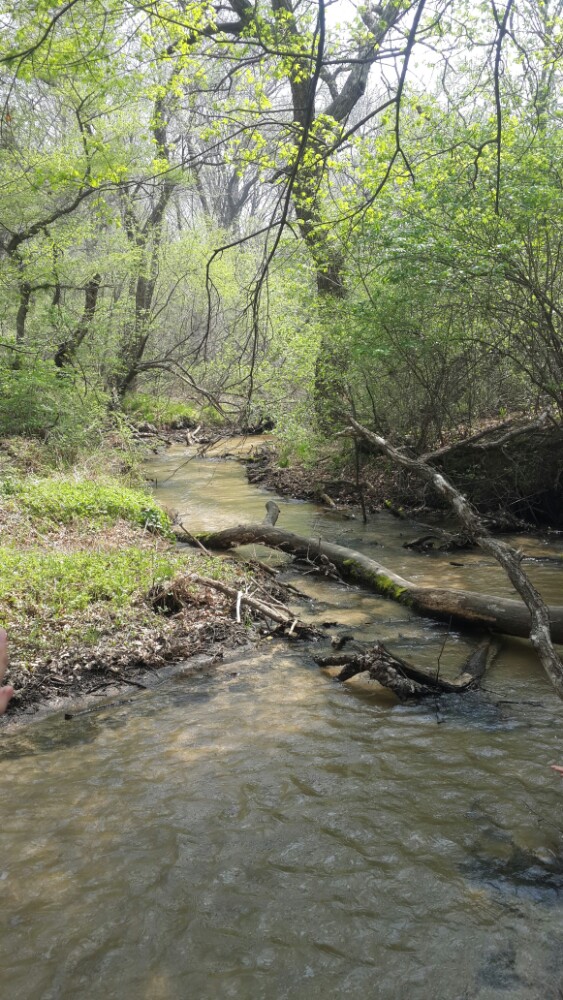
(0, 433, 294, 723)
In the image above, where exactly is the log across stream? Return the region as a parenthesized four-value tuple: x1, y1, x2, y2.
(191, 518, 563, 644)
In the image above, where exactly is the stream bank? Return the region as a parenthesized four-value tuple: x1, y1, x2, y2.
(0, 432, 291, 722)
(245, 412, 563, 528)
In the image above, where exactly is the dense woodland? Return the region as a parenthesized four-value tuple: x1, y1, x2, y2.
(1, 0, 562, 481)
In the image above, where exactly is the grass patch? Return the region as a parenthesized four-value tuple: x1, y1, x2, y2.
(1, 476, 171, 533)
(0, 546, 184, 617)
(0, 542, 244, 668)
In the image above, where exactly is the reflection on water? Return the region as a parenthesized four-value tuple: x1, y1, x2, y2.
(3, 442, 563, 1000)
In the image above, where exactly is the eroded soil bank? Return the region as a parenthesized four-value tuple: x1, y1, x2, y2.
(245, 413, 563, 528)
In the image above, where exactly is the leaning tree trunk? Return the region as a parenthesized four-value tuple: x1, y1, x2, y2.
(346, 417, 563, 699)
(54, 272, 102, 369)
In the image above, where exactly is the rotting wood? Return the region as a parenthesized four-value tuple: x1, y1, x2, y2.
(194, 518, 563, 645)
(314, 639, 495, 698)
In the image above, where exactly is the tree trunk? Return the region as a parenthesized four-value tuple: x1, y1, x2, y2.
(54, 272, 101, 368)
(190, 520, 563, 645)
(347, 417, 563, 699)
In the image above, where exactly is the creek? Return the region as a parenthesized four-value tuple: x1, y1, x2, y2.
(2, 441, 563, 999)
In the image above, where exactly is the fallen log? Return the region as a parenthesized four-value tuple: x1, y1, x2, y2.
(195, 520, 563, 644)
(314, 639, 494, 699)
(263, 501, 280, 526)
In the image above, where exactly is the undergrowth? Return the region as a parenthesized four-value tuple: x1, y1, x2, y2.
(0, 426, 248, 701)
(0, 540, 244, 670)
(0, 476, 171, 533)
(122, 392, 198, 428)
(123, 392, 227, 429)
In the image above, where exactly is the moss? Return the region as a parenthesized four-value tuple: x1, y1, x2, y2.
(368, 572, 409, 602)
(341, 558, 409, 602)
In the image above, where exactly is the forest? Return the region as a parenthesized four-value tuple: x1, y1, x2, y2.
(1, 0, 563, 708)
(5, 6, 563, 997)
(2, 0, 562, 447)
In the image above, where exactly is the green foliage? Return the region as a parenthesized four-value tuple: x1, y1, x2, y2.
(276, 422, 323, 468)
(0, 542, 236, 662)
(0, 363, 107, 460)
(1, 0, 563, 463)
(0, 546, 182, 617)
(1, 476, 171, 533)
(122, 392, 198, 428)
(200, 405, 226, 428)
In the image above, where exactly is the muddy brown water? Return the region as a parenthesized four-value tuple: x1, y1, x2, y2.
(3, 441, 563, 1000)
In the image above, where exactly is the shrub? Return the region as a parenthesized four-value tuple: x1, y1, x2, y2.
(122, 392, 198, 428)
(0, 362, 107, 460)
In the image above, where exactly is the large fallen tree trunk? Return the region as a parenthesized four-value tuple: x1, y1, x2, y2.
(347, 417, 563, 699)
(190, 519, 563, 645)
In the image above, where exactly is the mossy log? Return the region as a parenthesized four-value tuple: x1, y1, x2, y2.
(193, 522, 563, 644)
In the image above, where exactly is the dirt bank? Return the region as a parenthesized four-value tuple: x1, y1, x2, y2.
(244, 412, 563, 529)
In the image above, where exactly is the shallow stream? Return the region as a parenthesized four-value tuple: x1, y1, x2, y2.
(2, 441, 563, 999)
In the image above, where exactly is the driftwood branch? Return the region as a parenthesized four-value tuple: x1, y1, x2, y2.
(314, 639, 494, 700)
(186, 573, 316, 637)
(347, 417, 563, 699)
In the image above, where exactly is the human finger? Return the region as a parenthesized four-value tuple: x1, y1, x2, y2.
(0, 685, 13, 714)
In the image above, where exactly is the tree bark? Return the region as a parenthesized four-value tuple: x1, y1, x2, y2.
(347, 417, 563, 699)
(190, 520, 563, 646)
